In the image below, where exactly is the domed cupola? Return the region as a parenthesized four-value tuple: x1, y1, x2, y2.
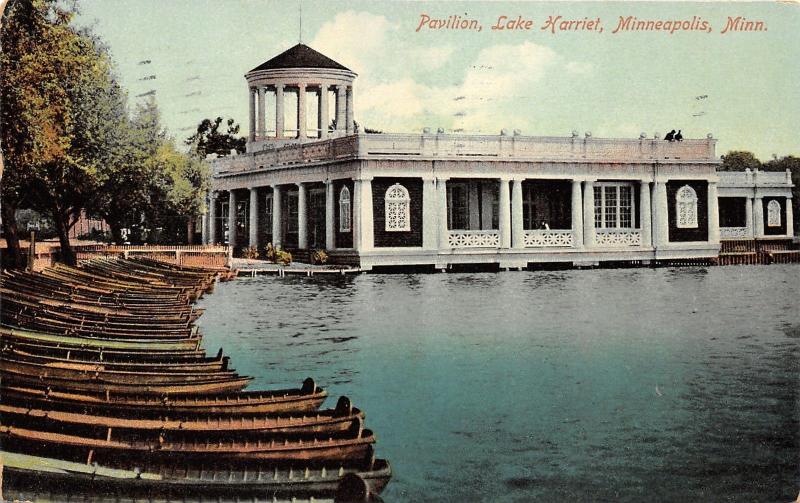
(245, 44, 357, 151)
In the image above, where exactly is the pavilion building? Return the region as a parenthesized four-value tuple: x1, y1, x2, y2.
(204, 44, 794, 270)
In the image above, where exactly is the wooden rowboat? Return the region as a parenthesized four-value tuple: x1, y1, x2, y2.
(2, 346, 229, 372)
(0, 368, 252, 395)
(0, 325, 202, 351)
(1, 450, 392, 498)
(1, 424, 376, 463)
(0, 356, 241, 384)
(0, 396, 362, 436)
(1, 378, 327, 415)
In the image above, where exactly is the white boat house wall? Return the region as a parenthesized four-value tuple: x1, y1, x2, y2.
(205, 44, 795, 270)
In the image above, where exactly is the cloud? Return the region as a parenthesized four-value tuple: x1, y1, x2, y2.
(309, 12, 593, 134)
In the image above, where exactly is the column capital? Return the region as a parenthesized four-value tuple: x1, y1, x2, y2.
(296, 181, 306, 188)
(297, 82, 307, 90)
(436, 176, 450, 183)
(421, 175, 436, 182)
(275, 83, 285, 91)
(324, 178, 334, 186)
(270, 183, 281, 190)
(355, 176, 373, 183)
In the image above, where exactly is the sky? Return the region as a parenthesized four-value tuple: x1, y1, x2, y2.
(75, 1, 800, 160)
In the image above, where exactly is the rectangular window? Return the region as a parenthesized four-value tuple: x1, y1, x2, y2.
(619, 186, 632, 229)
(448, 184, 469, 230)
(594, 187, 603, 228)
(264, 194, 273, 236)
(595, 183, 636, 229)
(286, 192, 298, 233)
(522, 186, 535, 230)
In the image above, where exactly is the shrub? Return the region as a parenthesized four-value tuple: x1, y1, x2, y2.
(311, 249, 328, 265)
(241, 246, 259, 259)
(264, 243, 292, 265)
(275, 249, 292, 265)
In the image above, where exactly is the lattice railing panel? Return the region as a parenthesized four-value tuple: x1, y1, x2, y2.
(523, 230, 574, 248)
(448, 230, 500, 248)
(720, 227, 749, 239)
(595, 230, 642, 247)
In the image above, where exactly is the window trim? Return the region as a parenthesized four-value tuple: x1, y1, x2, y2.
(593, 182, 636, 230)
(767, 199, 781, 227)
(385, 183, 411, 232)
(339, 186, 351, 233)
(675, 184, 699, 229)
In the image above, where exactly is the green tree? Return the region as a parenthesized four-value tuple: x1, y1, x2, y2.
(148, 142, 210, 244)
(1, 0, 76, 267)
(88, 97, 165, 244)
(185, 117, 246, 158)
(719, 150, 762, 172)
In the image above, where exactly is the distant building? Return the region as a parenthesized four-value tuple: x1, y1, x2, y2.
(206, 44, 794, 269)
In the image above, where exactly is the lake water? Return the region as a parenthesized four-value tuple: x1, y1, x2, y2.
(191, 265, 799, 502)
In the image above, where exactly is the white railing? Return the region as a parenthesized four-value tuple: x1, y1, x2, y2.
(213, 133, 718, 177)
(523, 230, 574, 248)
(595, 230, 642, 247)
(720, 227, 749, 239)
(448, 230, 500, 248)
(718, 170, 792, 187)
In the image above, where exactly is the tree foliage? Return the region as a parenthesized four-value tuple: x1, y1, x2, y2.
(1, 0, 212, 265)
(719, 151, 762, 172)
(185, 117, 246, 158)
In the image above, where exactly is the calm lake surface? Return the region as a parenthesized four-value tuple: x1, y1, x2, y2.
(192, 265, 800, 502)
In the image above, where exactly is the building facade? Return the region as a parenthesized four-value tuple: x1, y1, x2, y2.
(206, 44, 794, 270)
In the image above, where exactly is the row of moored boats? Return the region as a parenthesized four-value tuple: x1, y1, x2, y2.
(0, 257, 390, 502)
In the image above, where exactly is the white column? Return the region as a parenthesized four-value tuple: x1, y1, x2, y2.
(437, 177, 450, 249)
(571, 180, 583, 249)
(352, 180, 361, 251)
(271, 185, 282, 248)
(249, 187, 259, 249)
(208, 192, 218, 244)
(325, 180, 335, 249)
(335, 85, 346, 132)
(655, 181, 669, 246)
(345, 86, 354, 134)
(275, 84, 285, 139)
(248, 87, 256, 142)
(227, 190, 237, 248)
(355, 178, 373, 251)
(745, 197, 754, 238)
(640, 181, 652, 247)
(297, 83, 307, 139)
(582, 180, 595, 247)
(319, 85, 329, 139)
(297, 182, 308, 249)
(753, 196, 764, 238)
(201, 214, 208, 245)
(499, 178, 511, 248)
(257, 87, 265, 140)
(511, 178, 524, 248)
(707, 181, 720, 244)
(786, 198, 794, 238)
(422, 177, 437, 249)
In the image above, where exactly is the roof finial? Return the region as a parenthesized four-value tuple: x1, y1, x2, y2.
(298, 1, 303, 43)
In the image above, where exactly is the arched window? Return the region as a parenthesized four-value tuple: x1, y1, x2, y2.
(339, 186, 351, 232)
(676, 185, 698, 229)
(767, 200, 781, 227)
(385, 183, 411, 232)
